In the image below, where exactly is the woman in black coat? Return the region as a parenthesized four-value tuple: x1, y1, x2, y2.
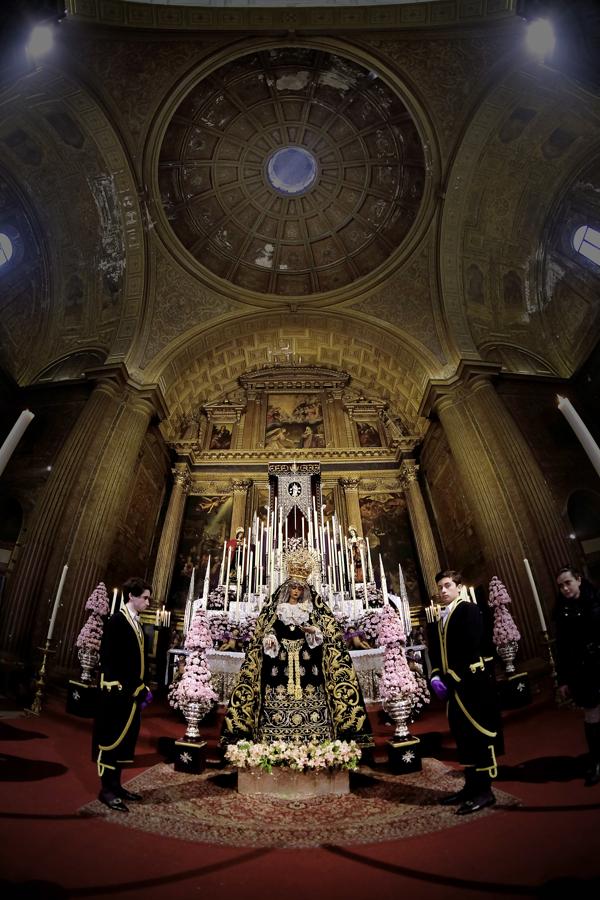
(554, 566, 600, 786)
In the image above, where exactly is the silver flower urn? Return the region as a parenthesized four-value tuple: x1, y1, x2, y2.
(78, 646, 99, 683)
(497, 641, 518, 674)
(383, 696, 413, 740)
(181, 699, 210, 742)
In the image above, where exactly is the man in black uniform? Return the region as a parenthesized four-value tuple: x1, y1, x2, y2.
(428, 569, 503, 815)
(93, 577, 152, 811)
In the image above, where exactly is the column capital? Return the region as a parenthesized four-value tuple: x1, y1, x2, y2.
(400, 459, 420, 486)
(231, 479, 252, 494)
(85, 364, 168, 421)
(419, 360, 501, 419)
(339, 477, 360, 490)
(172, 464, 191, 492)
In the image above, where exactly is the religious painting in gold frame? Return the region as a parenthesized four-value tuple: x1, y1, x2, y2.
(359, 492, 420, 600)
(265, 393, 325, 449)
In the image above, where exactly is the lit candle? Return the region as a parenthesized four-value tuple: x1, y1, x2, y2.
(557, 395, 600, 478)
(47, 564, 68, 641)
(523, 557, 547, 632)
(110, 587, 118, 615)
(0, 409, 34, 478)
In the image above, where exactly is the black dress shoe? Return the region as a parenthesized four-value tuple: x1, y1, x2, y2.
(98, 793, 129, 812)
(455, 793, 496, 816)
(119, 787, 143, 802)
(439, 789, 469, 806)
(584, 761, 600, 787)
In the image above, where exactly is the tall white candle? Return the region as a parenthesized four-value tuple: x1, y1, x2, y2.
(359, 543, 367, 585)
(219, 541, 226, 584)
(110, 587, 118, 615)
(557, 395, 600, 478)
(523, 557, 547, 632)
(379, 555, 389, 605)
(224, 546, 232, 608)
(468, 586, 477, 604)
(202, 555, 210, 607)
(0, 410, 34, 478)
(47, 564, 68, 640)
(248, 550, 254, 595)
(366, 538, 374, 583)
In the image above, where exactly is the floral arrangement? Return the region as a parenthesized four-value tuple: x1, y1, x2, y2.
(169, 608, 218, 711)
(225, 739, 360, 773)
(488, 576, 521, 645)
(75, 582, 110, 653)
(376, 604, 417, 702)
(406, 657, 431, 721)
(209, 611, 258, 648)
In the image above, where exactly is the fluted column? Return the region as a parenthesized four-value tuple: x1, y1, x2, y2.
(230, 480, 252, 538)
(400, 460, 441, 599)
(152, 463, 191, 607)
(427, 369, 568, 660)
(340, 478, 362, 535)
(0, 368, 165, 672)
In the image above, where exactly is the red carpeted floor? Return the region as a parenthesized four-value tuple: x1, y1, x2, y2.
(0, 688, 599, 900)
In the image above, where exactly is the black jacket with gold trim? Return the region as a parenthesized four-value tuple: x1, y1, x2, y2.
(427, 598, 502, 770)
(93, 609, 148, 772)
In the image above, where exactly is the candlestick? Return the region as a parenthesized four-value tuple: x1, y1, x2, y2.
(47, 564, 68, 641)
(557, 395, 600, 478)
(0, 409, 35, 478)
(523, 557, 547, 631)
(379, 555, 389, 605)
(25, 638, 55, 716)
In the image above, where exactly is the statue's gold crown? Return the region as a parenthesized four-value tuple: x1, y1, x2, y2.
(284, 547, 317, 584)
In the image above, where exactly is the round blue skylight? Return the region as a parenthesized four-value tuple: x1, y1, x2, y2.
(266, 146, 317, 196)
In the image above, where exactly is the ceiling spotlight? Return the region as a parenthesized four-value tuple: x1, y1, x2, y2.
(526, 18, 556, 59)
(26, 24, 54, 60)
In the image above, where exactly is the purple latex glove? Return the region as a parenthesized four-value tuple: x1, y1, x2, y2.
(430, 676, 448, 701)
(141, 689, 153, 710)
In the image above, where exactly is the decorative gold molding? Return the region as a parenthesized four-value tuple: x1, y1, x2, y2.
(66, 1, 517, 33)
(239, 365, 350, 393)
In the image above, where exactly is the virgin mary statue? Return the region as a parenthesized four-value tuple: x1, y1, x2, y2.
(221, 547, 373, 748)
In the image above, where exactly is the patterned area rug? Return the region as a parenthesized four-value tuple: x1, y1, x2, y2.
(79, 760, 519, 848)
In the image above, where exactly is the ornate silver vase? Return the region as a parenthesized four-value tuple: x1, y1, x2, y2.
(497, 640, 518, 674)
(78, 646, 99, 683)
(383, 695, 413, 740)
(181, 699, 210, 741)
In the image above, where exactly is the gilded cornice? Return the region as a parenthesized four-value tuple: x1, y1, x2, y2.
(175, 445, 417, 465)
(66, 1, 517, 33)
(239, 365, 350, 393)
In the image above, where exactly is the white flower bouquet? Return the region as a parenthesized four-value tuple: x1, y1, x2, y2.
(225, 739, 361, 773)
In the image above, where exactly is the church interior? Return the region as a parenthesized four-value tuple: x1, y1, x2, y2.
(1, 0, 600, 897)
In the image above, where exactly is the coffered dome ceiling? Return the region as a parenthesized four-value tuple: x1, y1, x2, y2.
(158, 47, 426, 297)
